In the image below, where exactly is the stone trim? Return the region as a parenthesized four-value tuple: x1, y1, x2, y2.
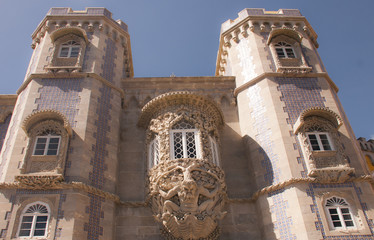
(0, 176, 372, 209)
(293, 107, 343, 134)
(233, 72, 339, 97)
(17, 72, 125, 100)
(138, 91, 224, 128)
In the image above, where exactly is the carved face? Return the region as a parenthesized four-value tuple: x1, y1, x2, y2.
(148, 159, 227, 240)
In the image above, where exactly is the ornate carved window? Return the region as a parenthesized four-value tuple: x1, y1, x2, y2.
(17, 202, 50, 238)
(33, 132, 61, 156)
(19, 110, 72, 177)
(325, 197, 355, 230)
(267, 28, 311, 73)
(294, 107, 354, 182)
(275, 42, 295, 59)
(170, 120, 201, 160)
(46, 27, 88, 73)
(58, 40, 80, 58)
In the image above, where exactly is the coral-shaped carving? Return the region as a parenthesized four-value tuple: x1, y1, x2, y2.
(15, 175, 64, 189)
(147, 159, 227, 240)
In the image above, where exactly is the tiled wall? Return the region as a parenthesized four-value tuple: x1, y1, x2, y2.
(35, 78, 83, 126)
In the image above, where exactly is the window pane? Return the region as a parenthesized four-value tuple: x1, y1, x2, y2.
(19, 230, 31, 236)
(285, 48, 295, 58)
(70, 47, 80, 57)
(49, 137, 60, 144)
(276, 48, 285, 58)
(186, 131, 197, 158)
(308, 134, 320, 150)
(341, 208, 350, 214)
(59, 47, 69, 57)
(20, 222, 32, 229)
(328, 208, 337, 214)
(173, 132, 184, 159)
(35, 222, 47, 229)
(331, 215, 340, 221)
(46, 149, 58, 155)
(319, 134, 332, 150)
(332, 221, 342, 227)
(33, 229, 46, 236)
(36, 216, 48, 222)
(345, 220, 354, 227)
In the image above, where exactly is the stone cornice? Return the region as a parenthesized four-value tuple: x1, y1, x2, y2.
(233, 72, 339, 97)
(1, 175, 372, 206)
(17, 72, 125, 100)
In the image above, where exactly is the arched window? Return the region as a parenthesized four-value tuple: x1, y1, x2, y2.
(18, 202, 50, 238)
(274, 42, 295, 58)
(306, 125, 334, 152)
(170, 120, 201, 159)
(58, 40, 80, 58)
(148, 135, 160, 168)
(325, 197, 355, 229)
(33, 129, 61, 156)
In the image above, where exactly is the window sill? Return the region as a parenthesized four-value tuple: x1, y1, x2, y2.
(15, 174, 64, 188)
(311, 150, 337, 158)
(276, 66, 312, 74)
(44, 66, 82, 73)
(308, 166, 355, 183)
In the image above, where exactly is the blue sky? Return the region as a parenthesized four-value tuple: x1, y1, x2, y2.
(0, 0, 373, 139)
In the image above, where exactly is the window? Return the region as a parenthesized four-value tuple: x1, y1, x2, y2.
(58, 40, 80, 58)
(275, 42, 295, 58)
(307, 132, 333, 151)
(33, 133, 61, 156)
(209, 136, 219, 166)
(149, 136, 160, 168)
(18, 202, 50, 238)
(325, 197, 355, 229)
(170, 120, 201, 159)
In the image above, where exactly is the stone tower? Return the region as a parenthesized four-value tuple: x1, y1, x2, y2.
(216, 8, 373, 239)
(0, 7, 373, 240)
(0, 8, 132, 239)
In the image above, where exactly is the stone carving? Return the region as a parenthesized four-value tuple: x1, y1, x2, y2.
(15, 175, 64, 189)
(147, 159, 227, 240)
(298, 115, 354, 182)
(21, 110, 71, 175)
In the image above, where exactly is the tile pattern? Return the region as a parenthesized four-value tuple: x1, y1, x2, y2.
(0, 91, 26, 180)
(54, 194, 67, 240)
(0, 114, 12, 152)
(307, 183, 374, 239)
(85, 37, 115, 240)
(275, 77, 325, 125)
(247, 84, 295, 239)
(236, 38, 257, 84)
(35, 78, 83, 126)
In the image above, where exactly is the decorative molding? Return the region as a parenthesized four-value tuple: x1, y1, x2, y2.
(293, 107, 343, 134)
(232, 72, 339, 97)
(22, 109, 72, 136)
(0, 175, 371, 208)
(147, 159, 227, 240)
(138, 91, 224, 129)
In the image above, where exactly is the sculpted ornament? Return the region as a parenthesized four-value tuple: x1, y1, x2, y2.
(148, 159, 227, 240)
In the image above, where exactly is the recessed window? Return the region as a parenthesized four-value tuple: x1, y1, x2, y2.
(18, 202, 49, 238)
(170, 121, 200, 159)
(149, 136, 160, 168)
(307, 132, 333, 151)
(275, 42, 295, 58)
(325, 197, 355, 229)
(33, 134, 61, 156)
(59, 40, 80, 58)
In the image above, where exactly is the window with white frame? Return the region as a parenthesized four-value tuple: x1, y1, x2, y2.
(325, 197, 355, 229)
(33, 133, 61, 156)
(18, 202, 50, 238)
(275, 42, 295, 59)
(209, 135, 219, 166)
(307, 132, 333, 151)
(59, 40, 80, 58)
(170, 120, 201, 159)
(149, 136, 160, 168)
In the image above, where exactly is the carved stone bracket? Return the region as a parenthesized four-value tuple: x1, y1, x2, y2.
(15, 175, 64, 189)
(147, 158, 227, 240)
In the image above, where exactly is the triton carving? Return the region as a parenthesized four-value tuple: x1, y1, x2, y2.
(147, 159, 227, 240)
